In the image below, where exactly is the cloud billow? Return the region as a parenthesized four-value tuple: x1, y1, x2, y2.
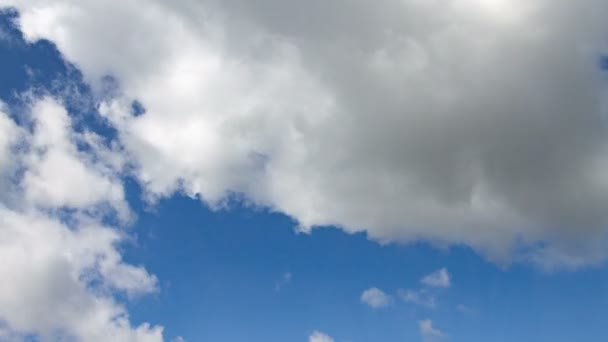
(5, 0, 608, 268)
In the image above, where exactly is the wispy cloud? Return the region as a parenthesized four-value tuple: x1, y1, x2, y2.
(274, 272, 293, 292)
(456, 304, 477, 315)
(399, 289, 436, 308)
(309, 331, 334, 342)
(421, 268, 451, 288)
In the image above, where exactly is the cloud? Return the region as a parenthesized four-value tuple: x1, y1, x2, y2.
(309, 330, 334, 342)
(274, 272, 293, 291)
(360, 287, 392, 309)
(0, 99, 163, 341)
(22, 98, 130, 221)
(0, 206, 161, 341)
(6, 0, 608, 268)
(421, 268, 451, 288)
(418, 320, 446, 342)
(400, 268, 450, 308)
(399, 289, 436, 309)
(0, 103, 22, 185)
(456, 304, 476, 315)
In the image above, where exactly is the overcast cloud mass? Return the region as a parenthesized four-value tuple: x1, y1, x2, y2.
(1, 2, 608, 339)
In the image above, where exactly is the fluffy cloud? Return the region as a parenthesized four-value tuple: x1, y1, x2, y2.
(421, 268, 451, 288)
(309, 331, 334, 342)
(0, 99, 162, 341)
(22, 98, 130, 220)
(418, 320, 446, 342)
(6, 0, 608, 267)
(360, 287, 392, 309)
(0, 206, 161, 341)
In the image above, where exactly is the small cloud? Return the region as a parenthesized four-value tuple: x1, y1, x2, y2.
(418, 319, 446, 342)
(421, 268, 451, 288)
(399, 289, 436, 308)
(360, 287, 392, 309)
(274, 272, 292, 292)
(309, 330, 334, 342)
(456, 304, 476, 315)
(172, 337, 186, 342)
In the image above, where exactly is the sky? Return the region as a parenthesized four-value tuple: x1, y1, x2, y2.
(1, 1, 608, 341)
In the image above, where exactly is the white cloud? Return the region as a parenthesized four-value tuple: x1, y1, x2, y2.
(421, 268, 451, 288)
(0, 100, 163, 341)
(6, 0, 608, 268)
(397, 269, 450, 309)
(399, 289, 436, 309)
(360, 287, 392, 309)
(21, 98, 130, 220)
(418, 320, 446, 342)
(309, 330, 334, 342)
(0, 207, 161, 341)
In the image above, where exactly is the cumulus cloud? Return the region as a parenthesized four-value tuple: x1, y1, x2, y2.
(6, 0, 608, 267)
(22, 98, 130, 220)
(418, 320, 446, 342)
(309, 330, 334, 342)
(421, 268, 451, 288)
(360, 287, 392, 309)
(0, 207, 161, 341)
(0, 99, 162, 341)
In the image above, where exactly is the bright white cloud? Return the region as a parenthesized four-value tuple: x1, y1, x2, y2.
(418, 320, 446, 342)
(0, 99, 163, 341)
(309, 330, 334, 342)
(6, 0, 608, 268)
(360, 287, 392, 309)
(22, 98, 130, 220)
(421, 268, 451, 288)
(0, 207, 161, 341)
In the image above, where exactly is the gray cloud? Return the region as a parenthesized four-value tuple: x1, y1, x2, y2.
(6, 0, 608, 267)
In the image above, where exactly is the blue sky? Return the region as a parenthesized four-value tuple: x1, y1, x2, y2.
(2, 3, 608, 342)
(123, 194, 608, 342)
